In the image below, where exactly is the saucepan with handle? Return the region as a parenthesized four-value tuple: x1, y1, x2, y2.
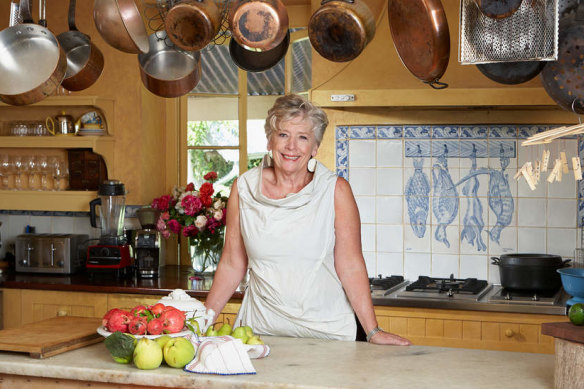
(0, 0, 67, 105)
(93, 0, 149, 54)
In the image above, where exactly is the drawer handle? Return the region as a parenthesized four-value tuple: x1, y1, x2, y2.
(504, 328, 514, 338)
(57, 310, 68, 317)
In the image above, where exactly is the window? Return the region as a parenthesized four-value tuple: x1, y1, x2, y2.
(182, 32, 311, 196)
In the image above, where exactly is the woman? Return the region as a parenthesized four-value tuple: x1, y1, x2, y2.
(205, 94, 410, 345)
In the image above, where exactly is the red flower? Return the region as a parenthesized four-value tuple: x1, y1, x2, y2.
(152, 195, 173, 211)
(167, 219, 181, 234)
(182, 225, 199, 237)
(181, 195, 203, 216)
(201, 195, 213, 207)
(185, 183, 195, 192)
(204, 172, 218, 181)
(199, 182, 214, 198)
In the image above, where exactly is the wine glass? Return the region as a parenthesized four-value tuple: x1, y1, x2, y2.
(13, 156, 28, 190)
(27, 156, 41, 191)
(53, 158, 69, 191)
(39, 156, 52, 191)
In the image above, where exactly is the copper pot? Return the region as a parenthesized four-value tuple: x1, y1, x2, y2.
(93, 0, 149, 54)
(308, 0, 376, 63)
(229, 30, 290, 72)
(228, 0, 289, 51)
(165, 0, 222, 51)
(58, 0, 104, 91)
(0, 0, 67, 106)
(138, 32, 202, 98)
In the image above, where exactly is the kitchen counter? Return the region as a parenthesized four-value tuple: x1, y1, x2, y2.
(0, 336, 555, 389)
(0, 265, 244, 300)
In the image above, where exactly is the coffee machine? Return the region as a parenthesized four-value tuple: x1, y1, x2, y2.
(87, 180, 134, 277)
(135, 207, 164, 278)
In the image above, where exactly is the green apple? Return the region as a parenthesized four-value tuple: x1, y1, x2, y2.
(231, 327, 249, 344)
(205, 325, 218, 337)
(247, 335, 264, 345)
(155, 335, 172, 350)
(217, 323, 232, 336)
(133, 338, 163, 370)
(163, 337, 196, 368)
(242, 325, 253, 338)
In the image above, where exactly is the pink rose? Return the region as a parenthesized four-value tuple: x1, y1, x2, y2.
(156, 217, 167, 232)
(181, 195, 203, 216)
(167, 219, 181, 234)
(161, 211, 170, 221)
(194, 215, 207, 229)
(161, 230, 171, 239)
(213, 210, 223, 221)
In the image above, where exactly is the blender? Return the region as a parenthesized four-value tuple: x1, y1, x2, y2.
(86, 180, 133, 277)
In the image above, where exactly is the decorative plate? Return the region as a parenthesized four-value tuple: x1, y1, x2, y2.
(97, 326, 191, 339)
(76, 111, 106, 131)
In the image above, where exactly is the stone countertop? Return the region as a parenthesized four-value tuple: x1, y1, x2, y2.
(0, 336, 554, 389)
(0, 265, 245, 299)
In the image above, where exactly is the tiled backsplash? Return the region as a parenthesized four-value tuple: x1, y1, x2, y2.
(336, 124, 582, 283)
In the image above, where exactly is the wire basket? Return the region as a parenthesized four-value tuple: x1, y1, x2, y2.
(459, 0, 559, 64)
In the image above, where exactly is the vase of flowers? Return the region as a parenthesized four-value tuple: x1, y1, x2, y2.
(151, 172, 228, 275)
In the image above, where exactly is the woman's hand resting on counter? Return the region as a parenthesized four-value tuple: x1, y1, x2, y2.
(369, 330, 412, 346)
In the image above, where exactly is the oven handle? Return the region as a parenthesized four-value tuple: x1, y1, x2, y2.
(491, 257, 500, 265)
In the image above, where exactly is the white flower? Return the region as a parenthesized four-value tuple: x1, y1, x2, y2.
(194, 215, 207, 229)
(213, 210, 223, 221)
(213, 199, 224, 210)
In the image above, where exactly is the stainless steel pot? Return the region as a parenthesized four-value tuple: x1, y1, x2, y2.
(491, 254, 571, 291)
(0, 0, 67, 106)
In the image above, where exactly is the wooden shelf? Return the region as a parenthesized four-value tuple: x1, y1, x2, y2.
(0, 190, 97, 212)
(0, 135, 114, 149)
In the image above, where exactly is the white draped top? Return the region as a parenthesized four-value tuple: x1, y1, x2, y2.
(234, 157, 356, 341)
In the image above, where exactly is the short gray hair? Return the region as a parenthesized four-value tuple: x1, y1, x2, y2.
(264, 94, 328, 145)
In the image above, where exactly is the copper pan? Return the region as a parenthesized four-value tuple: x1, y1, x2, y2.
(228, 0, 289, 51)
(0, 0, 67, 105)
(138, 31, 202, 98)
(165, 0, 221, 51)
(93, 0, 149, 54)
(387, 0, 449, 89)
(229, 30, 290, 72)
(308, 0, 376, 63)
(58, 0, 104, 91)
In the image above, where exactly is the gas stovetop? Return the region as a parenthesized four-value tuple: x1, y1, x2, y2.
(487, 286, 563, 306)
(395, 275, 492, 301)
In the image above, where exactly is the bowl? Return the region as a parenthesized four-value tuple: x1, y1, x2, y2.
(557, 268, 584, 304)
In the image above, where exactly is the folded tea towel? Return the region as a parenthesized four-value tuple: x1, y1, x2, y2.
(184, 335, 270, 375)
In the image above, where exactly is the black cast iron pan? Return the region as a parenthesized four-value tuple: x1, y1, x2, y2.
(476, 61, 546, 85)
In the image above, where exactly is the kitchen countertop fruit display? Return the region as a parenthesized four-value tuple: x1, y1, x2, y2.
(101, 303, 187, 336)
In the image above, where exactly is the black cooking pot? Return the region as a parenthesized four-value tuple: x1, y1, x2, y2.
(491, 254, 571, 291)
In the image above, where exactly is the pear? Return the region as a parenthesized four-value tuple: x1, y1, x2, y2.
(133, 338, 163, 370)
(205, 325, 218, 337)
(231, 327, 249, 344)
(242, 325, 254, 338)
(217, 323, 232, 336)
(155, 335, 172, 350)
(247, 335, 264, 345)
(163, 337, 196, 368)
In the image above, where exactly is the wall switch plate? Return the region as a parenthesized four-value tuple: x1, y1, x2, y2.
(330, 94, 355, 102)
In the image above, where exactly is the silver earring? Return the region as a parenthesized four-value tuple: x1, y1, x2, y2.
(307, 158, 317, 172)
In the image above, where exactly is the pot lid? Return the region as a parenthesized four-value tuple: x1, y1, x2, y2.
(498, 253, 563, 266)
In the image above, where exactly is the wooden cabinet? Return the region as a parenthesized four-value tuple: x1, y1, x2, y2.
(0, 96, 115, 212)
(375, 306, 568, 354)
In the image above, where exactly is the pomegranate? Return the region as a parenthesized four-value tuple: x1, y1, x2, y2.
(128, 316, 147, 335)
(102, 308, 123, 328)
(147, 318, 164, 335)
(160, 309, 186, 333)
(130, 305, 148, 317)
(106, 309, 131, 333)
(149, 303, 166, 316)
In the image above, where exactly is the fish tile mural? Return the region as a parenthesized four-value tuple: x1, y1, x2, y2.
(337, 124, 581, 281)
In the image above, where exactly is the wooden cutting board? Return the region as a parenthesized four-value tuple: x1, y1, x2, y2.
(541, 321, 584, 344)
(0, 316, 103, 359)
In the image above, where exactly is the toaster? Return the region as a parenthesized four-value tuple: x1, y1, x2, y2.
(16, 234, 89, 274)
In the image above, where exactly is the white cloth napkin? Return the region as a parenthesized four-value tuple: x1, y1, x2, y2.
(184, 334, 270, 375)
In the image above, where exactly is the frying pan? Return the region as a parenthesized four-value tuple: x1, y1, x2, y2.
(540, 3, 584, 114)
(228, 0, 289, 51)
(0, 0, 67, 106)
(387, 0, 449, 89)
(138, 31, 202, 98)
(476, 61, 545, 85)
(58, 0, 104, 91)
(165, 0, 221, 51)
(93, 0, 149, 54)
(474, 0, 523, 19)
(229, 30, 289, 72)
(308, 0, 376, 63)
